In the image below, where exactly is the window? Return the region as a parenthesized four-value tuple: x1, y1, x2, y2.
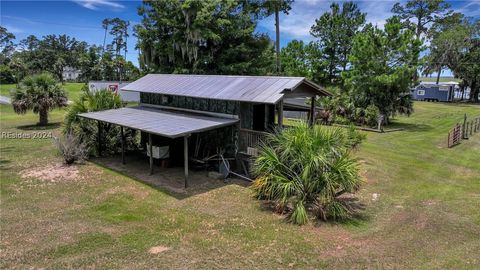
(417, 90, 425, 96)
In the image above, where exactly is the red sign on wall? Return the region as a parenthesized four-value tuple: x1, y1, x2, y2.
(108, 84, 118, 94)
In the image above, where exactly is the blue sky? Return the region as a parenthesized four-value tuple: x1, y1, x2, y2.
(1, 0, 479, 76)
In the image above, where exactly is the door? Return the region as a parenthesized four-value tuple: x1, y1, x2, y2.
(252, 104, 265, 131)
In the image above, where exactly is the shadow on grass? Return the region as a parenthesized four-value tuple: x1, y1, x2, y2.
(89, 155, 249, 201)
(387, 121, 433, 132)
(256, 197, 370, 228)
(17, 122, 61, 130)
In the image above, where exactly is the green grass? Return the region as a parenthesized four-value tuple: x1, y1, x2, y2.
(0, 82, 85, 101)
(420, 76, 461, 83)
(0, 101, 479, 269)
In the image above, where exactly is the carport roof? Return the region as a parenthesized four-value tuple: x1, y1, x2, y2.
(78, 106, 238, 138)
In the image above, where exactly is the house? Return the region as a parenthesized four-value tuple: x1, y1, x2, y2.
(79, 74, 330, 188)
(89, 81, 139, 102)
(411, 82, 456, 102)
(62, 66, 81, 81)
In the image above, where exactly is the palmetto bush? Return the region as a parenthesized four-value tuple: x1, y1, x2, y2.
(251, 123, 363, 225)
(64, 86, 138, 156)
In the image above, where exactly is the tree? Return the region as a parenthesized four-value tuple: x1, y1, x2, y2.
(12, 73, 68, 126)
(392, 0, 452, 82)
(343, 17, 421, 120)
(453, 20, 480, 102)
(258, 0, 294, 74)
(14, 34, 87, 82)
(0, 26, 16, 65)
(135, 0, 275, 75)
(102, 17, 130, 80)
(78, 45, 103, 82)
(251, 123, 363, 225)
(424, 13, 472, 84)
(281, 40, 328, 84)
(310, 1, 366, 83)
(392, 0, 451, 40)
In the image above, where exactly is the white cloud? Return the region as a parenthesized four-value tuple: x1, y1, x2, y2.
(457, 0, 480, 18)
(2, 24, 23, 33)
(74, 0, 125, 11)
(259, 0, 398, 41)
(258, 0, 333, 40)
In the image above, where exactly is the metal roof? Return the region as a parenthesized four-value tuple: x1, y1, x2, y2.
(121, 74, 329, 104)
(78, 106, 238, 138)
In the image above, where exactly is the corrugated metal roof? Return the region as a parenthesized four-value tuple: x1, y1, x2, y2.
(121, 74, 328, 104)
(78, 106, 238, 138)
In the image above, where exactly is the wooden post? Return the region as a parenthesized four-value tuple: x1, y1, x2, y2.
(97, 121, 102, 156)
(184, 135, 189, 189)
(149, 133, 153, 175)
(463, 114, 467, 139)
(448, 131, 451, 148)
(120, 126, 125, 164)
(309, 96, 316, 127)
(277, 100, 283, 129)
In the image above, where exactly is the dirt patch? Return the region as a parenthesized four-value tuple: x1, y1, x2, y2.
(20, 163, 80, 182)
(449, 165, 478, 178)
(148, 245, 170, 254)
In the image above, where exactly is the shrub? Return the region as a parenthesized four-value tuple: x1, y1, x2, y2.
(64, 86, 138, 156)
(251, 123, 363, 225)
(346, 125, 366, 149)
(0, 64, 15, 84)
(364, 104, 380, 127)
(54, 132, 88, 165)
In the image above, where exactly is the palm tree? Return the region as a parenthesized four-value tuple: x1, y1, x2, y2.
(251, 123, 363, 225)
(64, 86, 129, 156)
(12, 73, 68, 126)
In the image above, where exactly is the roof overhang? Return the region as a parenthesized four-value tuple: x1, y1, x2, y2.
(78, 106, 238, 138)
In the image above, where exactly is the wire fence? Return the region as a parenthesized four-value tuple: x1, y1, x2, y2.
(448, 114, 480, 148)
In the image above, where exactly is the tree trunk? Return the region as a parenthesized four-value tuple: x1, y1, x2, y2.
(39, 109, 48, 126)
(275, 6, 281, 74)
(436, 67, 441, 84)
(469, 80, 479, 103)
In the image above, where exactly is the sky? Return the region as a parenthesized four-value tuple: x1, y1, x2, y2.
(1, 0, 479, 77)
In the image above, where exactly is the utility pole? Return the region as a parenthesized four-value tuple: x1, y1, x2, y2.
(275, 5, 281, 75)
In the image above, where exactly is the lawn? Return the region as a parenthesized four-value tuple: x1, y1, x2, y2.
(0, 101, 479, 269)
(0, 82, 85, 101)
(420, 76, 461, 83)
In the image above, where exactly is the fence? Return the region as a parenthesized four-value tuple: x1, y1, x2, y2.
(448, 114, 480, 148)
(238, 128, 270, 153)
(447, 124, 462, 148)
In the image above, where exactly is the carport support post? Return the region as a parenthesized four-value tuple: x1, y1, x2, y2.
(309, 95, 316, 127)
(97, 121, 102, 156)
(149, 133, 153, 175)
(184, 135, 189, 189)
(277, 99, 284, 129)
(120, 126, 125, 165)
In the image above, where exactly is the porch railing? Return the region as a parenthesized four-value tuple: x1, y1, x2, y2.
(238, 129, 270, 154)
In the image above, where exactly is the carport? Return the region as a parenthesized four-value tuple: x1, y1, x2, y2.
(78, 106, 238, 188)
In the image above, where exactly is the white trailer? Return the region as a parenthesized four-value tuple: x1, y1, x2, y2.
(88, 81, 139, 102)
